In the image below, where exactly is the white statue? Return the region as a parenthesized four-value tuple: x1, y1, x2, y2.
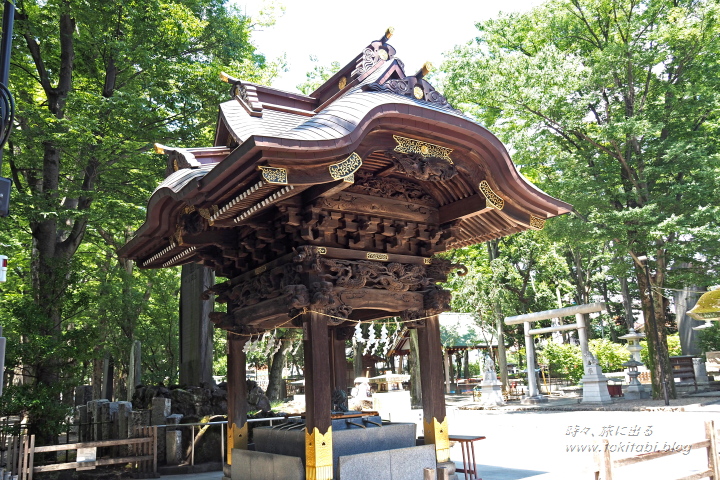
(482, 355, 496, 383)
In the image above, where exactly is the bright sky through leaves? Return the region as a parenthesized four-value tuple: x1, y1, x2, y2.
(238, 0, 541, 92)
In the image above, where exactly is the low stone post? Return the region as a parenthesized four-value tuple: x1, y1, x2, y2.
(165, 414, 184, 465)
(152, 397, 171, 464)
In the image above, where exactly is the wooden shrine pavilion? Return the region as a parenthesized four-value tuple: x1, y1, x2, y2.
(120, 29, 571, 480)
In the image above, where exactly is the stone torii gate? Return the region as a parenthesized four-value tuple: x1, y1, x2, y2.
(505, 302, 608, 403)
(120, 29, 572, 480)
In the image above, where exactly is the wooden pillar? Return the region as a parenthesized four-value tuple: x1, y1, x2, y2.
(417, 315, 450, 463)
(331, 329, 348, 397)
(303, 311, 333, 480)
(227, 334, 248, 465)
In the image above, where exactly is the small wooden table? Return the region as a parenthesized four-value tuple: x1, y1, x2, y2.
(449, 434, 485, 480)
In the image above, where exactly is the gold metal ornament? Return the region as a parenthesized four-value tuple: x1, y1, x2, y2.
(317, 247, 328, 254)
(393, 135, 453, 163)
(338, 76, 347, 90)
(259, 166, 288, 185)
(529, 214, 546, 230)
(227, 422, 249, 464)
(423, 258, 432, 265)
(413, 86, 424, 99)
(479, 180, 504, 210)
(329, 152, 362, 180)
(254, 265, 267, 275)
(367, 252, 389, 261)
(174, 225, 184, 246)
(423, 416, 450, 462)
(377, 49, 389, 61)
(306, 426, 333, 480)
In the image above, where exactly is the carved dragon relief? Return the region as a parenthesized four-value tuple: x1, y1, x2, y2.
(347, 171, 437, 206)
(204, 248, 466, 330)
(385, 149, 458, 182)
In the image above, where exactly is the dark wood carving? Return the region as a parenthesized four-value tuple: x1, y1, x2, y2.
(321, 258, 430, 291)
(386, 150, 458, 182)
(347, 171, 437, 206)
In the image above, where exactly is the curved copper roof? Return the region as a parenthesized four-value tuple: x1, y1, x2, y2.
(120, 35, 571, 275)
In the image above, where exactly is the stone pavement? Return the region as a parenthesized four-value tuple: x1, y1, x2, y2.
(160, 392, 720, 480)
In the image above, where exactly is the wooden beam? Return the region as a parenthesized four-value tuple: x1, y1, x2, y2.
(438, 194, 491, 224)
(302, 179, 354, 203)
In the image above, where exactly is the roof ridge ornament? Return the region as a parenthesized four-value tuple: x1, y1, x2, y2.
(352, 28, 396, 78)
(220, 72, 263, 117)
(364, 61, 462, 114)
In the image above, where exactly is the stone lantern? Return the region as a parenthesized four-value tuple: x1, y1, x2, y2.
(619, 329, 645, 363)
(619, 329, 649, 399)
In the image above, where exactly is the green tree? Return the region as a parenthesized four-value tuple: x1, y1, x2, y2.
(443, 0, 720, 399)
(296, 56, 341, 95)
(0, 0, 276, 441)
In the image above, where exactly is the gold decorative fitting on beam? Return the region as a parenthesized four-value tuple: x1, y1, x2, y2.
(423, 258, 432, 265)
(162, 246, 197, 268)
(306, 427, 333, 480)
(259, 166, 288, 185)
(423, 416, 450, 463)
(338, 76, 347, 90)
(377, 49, 389, 61)
(329, 152, 362, 180)
(219, 72, 230, 83)
(529, 214, 546, 230)
(385, 27, 394, 39)
(197, 205, 219, 226)
(254, 265, 267, 275)
(154, 143, 165, 154)
(392, 135, 453, 164)
(421, 62, 433, 77)
(413, 86, 424, 99)
(183, 205, 196, 214)
(366, 252, 389, 261)
(174, 224, 184, 246)
(317, 247, 328, 254)
(479, 180, 504, 210)
(142, 242, 177, 266)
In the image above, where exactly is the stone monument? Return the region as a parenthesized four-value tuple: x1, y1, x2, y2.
(580, 351, 612, 404)
(479, 356, 505, 406)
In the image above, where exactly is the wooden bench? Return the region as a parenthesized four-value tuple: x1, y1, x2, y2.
(670, 355, 697, 392)
(706, 351, 720, 376)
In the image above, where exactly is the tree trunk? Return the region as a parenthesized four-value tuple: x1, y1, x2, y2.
(620, 275, 634, 330)
(353, 341, 363, 378)
(635, 265, 676, 400)
(266, 338, 292, 401)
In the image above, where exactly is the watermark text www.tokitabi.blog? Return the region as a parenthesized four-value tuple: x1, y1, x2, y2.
(566, 441, 692, 455)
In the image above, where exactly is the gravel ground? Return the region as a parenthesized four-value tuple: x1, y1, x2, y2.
(455, 391, 720, 412)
